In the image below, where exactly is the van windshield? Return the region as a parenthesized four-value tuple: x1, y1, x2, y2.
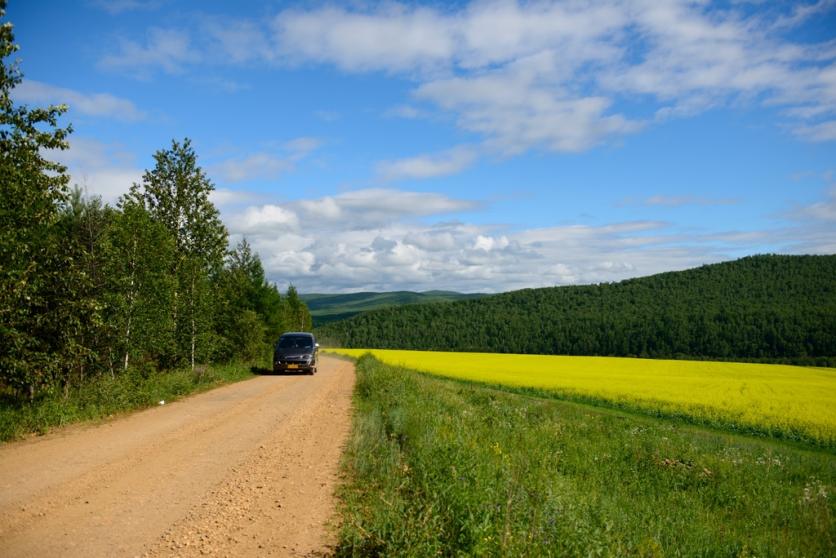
(278, 336, 313, 349)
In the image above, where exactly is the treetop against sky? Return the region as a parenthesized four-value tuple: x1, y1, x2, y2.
(9, 0, 836, 292)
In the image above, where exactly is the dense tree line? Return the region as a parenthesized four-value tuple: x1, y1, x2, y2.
(0, 5, 310, 401)
(318, 255, 836, 365)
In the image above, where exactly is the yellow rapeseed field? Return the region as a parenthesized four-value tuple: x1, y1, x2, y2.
(329, 349, 836, 446)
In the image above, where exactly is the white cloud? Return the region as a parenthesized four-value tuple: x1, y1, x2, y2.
(14, 80, 145, 121)
(770, 0, 836, 30)
(231, 204, 299, 234)
(209, 188, 261, 208)
(49, 138, 142, 203)
(794, 120, 836, 142)
(211, 153, 294, 183)
(292, 188, 478, 228)
(208, 137, 321, 183)
(416, 62, 644, 153)
(233, 192, 836, 292)
(239, 210, 730, 292)
(377, 145, 479, 181)
(298, 196, 342, 220)
(202, 18, 275, 64)
(269, 1, 836, 151)
(789, 184, 836, 222)
(273, 6, 456, 73)
(100, 28, 197, 76)
(224, 187, 808, 292)
(100, 3, 836, 149)
(227, 188, 476, 230)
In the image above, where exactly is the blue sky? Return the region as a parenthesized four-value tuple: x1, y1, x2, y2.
(8, 0, 836, 292)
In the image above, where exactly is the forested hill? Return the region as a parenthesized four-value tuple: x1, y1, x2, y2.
(316, 255, 836, 364)
(302, 291, 485, 327)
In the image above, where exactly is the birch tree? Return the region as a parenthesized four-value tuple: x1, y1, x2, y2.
(128, 139, 227, 370)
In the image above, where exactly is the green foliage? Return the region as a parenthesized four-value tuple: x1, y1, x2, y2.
(337, 356, 835, 556)
(128, 138, 226, 267)
(0, 2, 74, 398)
(0, 362, 255, 442)
(214, 239, 282, 363)
(319, 255, 836, 364)
(285, 284, 312, 332)
(0, 4, 315, 438)
(106, 197, 177, 370)
(302, 290, 485, 327)
(127, 138, 228, 369)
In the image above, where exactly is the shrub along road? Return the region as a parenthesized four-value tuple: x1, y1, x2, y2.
(0, 355, 354, 557)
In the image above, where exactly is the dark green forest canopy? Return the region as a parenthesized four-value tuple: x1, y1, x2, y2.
(317, 255, 836, 364)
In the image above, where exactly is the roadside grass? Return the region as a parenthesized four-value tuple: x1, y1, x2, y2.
(0, 362, 257, 442)
(336, 355, 835, 557)
(330, 349, 836, 449)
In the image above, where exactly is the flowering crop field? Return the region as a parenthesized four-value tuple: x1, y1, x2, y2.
(329, 349, 836, 447)
(335, 356, 835, 555)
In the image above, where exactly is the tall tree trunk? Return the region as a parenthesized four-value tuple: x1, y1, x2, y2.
(190, 273, 195, 371)
(123, 238, 137, 373)
(191, 316, 195, 371)
(123, 314, 132, 372)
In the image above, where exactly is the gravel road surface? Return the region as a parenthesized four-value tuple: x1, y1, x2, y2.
(0, 355, 355, 557)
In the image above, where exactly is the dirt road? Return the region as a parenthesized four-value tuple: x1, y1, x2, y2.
(0, 355, 355, 557)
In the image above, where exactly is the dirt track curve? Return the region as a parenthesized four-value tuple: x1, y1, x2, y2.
(0, 355, 355, 557)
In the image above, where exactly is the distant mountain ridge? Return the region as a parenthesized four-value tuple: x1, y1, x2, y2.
(315, 255, 836, 365)
(301, 290, 486, 327)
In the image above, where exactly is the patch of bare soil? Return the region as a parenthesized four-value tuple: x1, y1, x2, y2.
(0, 355, 355, 557)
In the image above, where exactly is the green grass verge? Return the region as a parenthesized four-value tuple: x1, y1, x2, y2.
(0, 362, 257, 442)
(336, 355, 835, 557)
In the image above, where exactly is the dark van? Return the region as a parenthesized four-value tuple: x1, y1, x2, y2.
(273, 332, 318, 375)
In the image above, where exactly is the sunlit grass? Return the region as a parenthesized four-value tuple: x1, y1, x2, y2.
(336, 355, 835, 556)
(0, 363, 256, 442)
(329, 349, 836, 447)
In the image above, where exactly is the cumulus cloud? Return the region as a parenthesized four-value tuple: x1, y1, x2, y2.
(238, 210, 722, 292)
(377, 145, 479, 181)
(223, 186, 825, 293)
(273, 5, 456, 73)
(102, 2, 836, 150)
(230, 204, 300, 233)
(48, 138, 142, 203)
(209, 188, 262, 208)
(14, 80, 145, 121)
(275, 1, 836, 152)
(219, 174, 836, 292)
(293, 188, 479, 228)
